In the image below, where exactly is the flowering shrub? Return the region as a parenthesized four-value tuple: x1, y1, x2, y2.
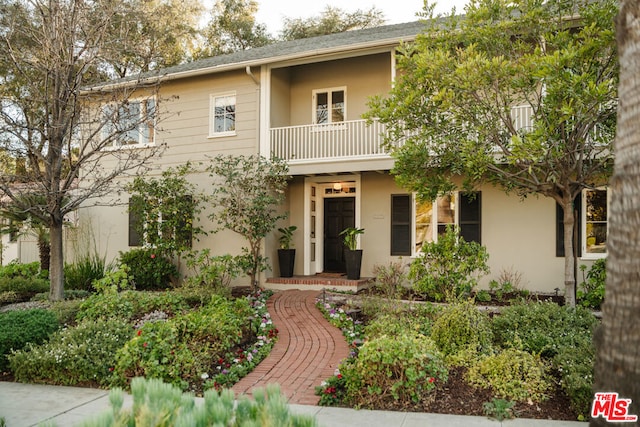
(316, 368, 347, 406)
(9, 318, 132, 386)
(342, 333, 448, 408)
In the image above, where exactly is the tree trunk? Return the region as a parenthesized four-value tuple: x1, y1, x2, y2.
(38, 237, 50, 273)
(591, 2, 640, 425)
(562, 195, 576, 307)
(49, 221, 65, 301)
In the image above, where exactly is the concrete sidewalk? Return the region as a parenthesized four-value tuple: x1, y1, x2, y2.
(0, 381, 587, 427)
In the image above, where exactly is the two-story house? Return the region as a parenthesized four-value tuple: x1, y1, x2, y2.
(83, 20, 608, 294)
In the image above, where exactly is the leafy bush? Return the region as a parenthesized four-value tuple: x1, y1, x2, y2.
(0, 309, 59, 372)
(342, 333, 447, 408)
(466, 348, 552, 402)
(483, 398, 515, 421)
(372, 260, 408, 299)
(64, 252, 106, 291)
(0, 261, 42, 279)
(76, 378, 317, 427)
(184, 250, 244, 297)
(47, 300, 84, 325)
(430, 300, 493, 360)
(119, 248, 178, 290)
(112, 295, 253, 390)
(492, 301, 598, 358)
(365, 312, 432, 340)
(9, 318, 132, 386)
(409, 226, 489, 302)
(76, 289, 188, 323)
(491, 301, 598, 416)
(578, 259, 605, 310)
(0, 276, 50, 295)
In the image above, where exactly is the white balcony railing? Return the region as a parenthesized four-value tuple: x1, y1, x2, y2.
(270, 119, 392, 162)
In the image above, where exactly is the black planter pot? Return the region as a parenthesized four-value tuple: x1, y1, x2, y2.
(278, 249, 296, 278)
(344, 249, 363, 280)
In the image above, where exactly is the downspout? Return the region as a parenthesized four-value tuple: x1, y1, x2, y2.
(246, 66, 259, 86)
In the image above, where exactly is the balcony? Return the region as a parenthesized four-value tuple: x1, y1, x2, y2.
(269, 120, 392, 173)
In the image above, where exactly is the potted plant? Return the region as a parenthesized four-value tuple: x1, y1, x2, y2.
(277, 226, 297, 277)
(339, 227, 365, 280)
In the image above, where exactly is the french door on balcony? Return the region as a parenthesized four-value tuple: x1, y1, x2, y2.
(323, 197, 355, 273)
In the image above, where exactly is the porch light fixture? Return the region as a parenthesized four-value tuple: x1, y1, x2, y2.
(333, 183, 342, 191)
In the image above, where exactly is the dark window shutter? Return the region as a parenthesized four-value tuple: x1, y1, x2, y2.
(459, 192, 481, 244)
(128, 197, 142, 247)
(556, 194, 582, 257)
(391, 194, 411, 255)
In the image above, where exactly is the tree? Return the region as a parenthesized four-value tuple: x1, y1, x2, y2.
(367, 0, 618, 306)
(105, 0, 204, 77)
(207, 155, 289, 289)
(591, 1, 640, 425)
(280, 6, 385, 41)
(197, 0, 273, 57)
(0, 0, 169, 300)
(126, 163, 206, 259)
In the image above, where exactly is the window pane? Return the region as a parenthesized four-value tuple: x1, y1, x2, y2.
(415, 200, 433, 253)
(586, 189, 607, 254)
(213, 95, 236, 133)
(332, 90, 344, 122)
(316, 92, 328, 124)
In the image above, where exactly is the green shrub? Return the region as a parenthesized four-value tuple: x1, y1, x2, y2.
(112, 295, 252, 390)
(409, 226, 490, 302)
(0, 276, 50, 295)
(491, 302, 598, 416)
(0, 291, 20, 305)
(64, 253, 106, 291)
(76, 378, 317, 427)
(111, 320, 195, 390)
(466, 348, 552, 402)
(48, 300, 84, 325)
(76, 290, 188, 323)
(0, 309, 59, 372)
(9, 318, 132, 386)
(184, 250, 243, 297)
(365, 312, 432, 340)
(0, 261, 42, 279)
(430, 300, 493, 360)
(578, 259, 605, 310)
(372, 260, 408, 299)
(492, 301, 597, 358)
(119, 248, 178, 290)
(343, 333, 447, 408)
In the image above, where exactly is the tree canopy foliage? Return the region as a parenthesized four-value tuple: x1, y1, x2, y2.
(367, 0, 618, 305)
(280, 6, 386, 40)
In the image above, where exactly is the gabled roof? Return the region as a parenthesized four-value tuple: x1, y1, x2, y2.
(90, 20, 426, 90)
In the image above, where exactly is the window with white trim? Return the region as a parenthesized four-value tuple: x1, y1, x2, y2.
(391, 192, 481, 256)
(583, 188, 608, 257)
(210, 93, 236, 136)
(103, 98, 155, 147)
(313, 88, 345, 124)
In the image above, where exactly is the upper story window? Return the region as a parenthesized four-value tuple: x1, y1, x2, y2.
(313, 88, 345, 125)
(210, 93, 236, 137)
(583, 188, 608, 257)
(103, 98, 155, 147)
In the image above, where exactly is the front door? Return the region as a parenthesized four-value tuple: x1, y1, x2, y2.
(324, 197, 355, 272)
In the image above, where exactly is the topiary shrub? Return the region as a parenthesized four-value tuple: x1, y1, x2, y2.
(9, 318, 132, 386)
(119, 248, 178, 290)
(75, 378, 317, 427)
(0, 309, 59, 372)
(342, 333, 448, 408)
(409, 226, 490, 302)
(466, 347, 552, 402)
(430, 300, 493, 361)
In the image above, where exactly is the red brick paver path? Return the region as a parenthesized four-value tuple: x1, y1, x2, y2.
(232, 290, 350, 405)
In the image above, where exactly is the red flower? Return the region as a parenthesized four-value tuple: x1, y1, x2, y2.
(137, 330, 142, 336)
(151, 254, 156, 259)
(109, 367, 114, 372)
(143, 342, 148, 348)
(337, 374, 343, 379)
(428, 377, 435, 383)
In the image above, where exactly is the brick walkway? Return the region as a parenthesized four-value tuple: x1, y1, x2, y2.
(232, 289, 350, 405)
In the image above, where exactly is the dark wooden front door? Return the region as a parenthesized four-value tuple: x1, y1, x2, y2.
(324, 197, 355, 272)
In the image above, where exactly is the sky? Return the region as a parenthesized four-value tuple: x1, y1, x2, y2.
(254, 0, 470, 34)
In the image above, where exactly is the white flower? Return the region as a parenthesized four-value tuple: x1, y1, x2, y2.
(201, 373, 209, 380)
